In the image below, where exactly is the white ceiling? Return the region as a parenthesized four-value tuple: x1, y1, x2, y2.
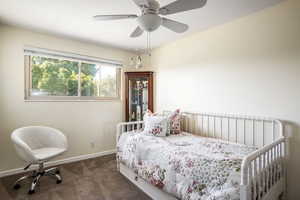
(0, 0, 283, 52)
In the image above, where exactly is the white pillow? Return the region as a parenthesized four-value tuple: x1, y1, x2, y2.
(144, 115, 168, 137)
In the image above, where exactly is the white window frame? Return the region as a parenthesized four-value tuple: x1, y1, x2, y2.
(24, 46, 122, 102)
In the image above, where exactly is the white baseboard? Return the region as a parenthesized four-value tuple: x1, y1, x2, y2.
(0, 149, 116, 178)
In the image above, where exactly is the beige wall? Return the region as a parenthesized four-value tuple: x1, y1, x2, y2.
(150, 0, 300, 199)
(0, 25, 136, 171)
(1, 0, 299, 198)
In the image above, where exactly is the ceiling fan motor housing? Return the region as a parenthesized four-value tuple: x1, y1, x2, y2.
(137, 14, 162, 32)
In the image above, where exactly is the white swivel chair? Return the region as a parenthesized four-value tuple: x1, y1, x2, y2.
(11, 126, 68, 194)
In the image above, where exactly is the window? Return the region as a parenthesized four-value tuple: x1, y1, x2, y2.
(24, 47, 121, 101)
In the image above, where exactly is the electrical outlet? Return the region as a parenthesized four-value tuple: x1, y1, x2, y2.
(90, 142, 95, 148)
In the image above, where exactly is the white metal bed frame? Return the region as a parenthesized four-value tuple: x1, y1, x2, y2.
(117, 112, 287, 200)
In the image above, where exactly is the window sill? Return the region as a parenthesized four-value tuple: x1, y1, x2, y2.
(24, 99, 122, 102)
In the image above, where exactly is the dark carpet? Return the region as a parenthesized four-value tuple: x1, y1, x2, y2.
(0, 154, 152, 200)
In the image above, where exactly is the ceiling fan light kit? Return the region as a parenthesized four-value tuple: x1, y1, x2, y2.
(137, 14, 162, 32)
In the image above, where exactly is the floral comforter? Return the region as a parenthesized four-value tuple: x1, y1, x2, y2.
(117, 131, 257, 200)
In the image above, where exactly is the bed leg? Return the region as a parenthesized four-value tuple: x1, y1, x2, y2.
(280, 175, 287, 200)
(279, 193, 286, 200)
(116, 154, 120, 171)
(279, 183, 287, 200)
(117, 162, 120, 171)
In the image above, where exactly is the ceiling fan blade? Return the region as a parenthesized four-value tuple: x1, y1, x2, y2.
(130, 26, 144, 38)
(161, 18, 188, 33)
(93, 14, 138, 21)
(159, 0, 207, 15)
(132, 0, 150, 8)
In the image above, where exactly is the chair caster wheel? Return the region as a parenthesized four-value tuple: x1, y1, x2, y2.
(56, 180, 62, 184)
(28, 189, 35, 195)
(13, 184, 21, 190)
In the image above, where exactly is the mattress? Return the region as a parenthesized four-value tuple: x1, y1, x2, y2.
(117, 131, 257, 200)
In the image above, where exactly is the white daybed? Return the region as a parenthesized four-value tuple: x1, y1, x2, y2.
(116, 112, 286, 200)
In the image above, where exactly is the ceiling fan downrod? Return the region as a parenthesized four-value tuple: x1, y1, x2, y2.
(147, 32, 151, 57)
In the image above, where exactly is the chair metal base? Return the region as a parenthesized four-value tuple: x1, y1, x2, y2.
(13, 163, 62, 194)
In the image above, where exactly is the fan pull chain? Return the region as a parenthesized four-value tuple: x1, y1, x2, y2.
(149, 32, 151, 56)
(147, 32, 149, 55)
(147, 32, 151, 57)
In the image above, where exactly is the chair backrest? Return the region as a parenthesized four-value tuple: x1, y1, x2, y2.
(11, 126, 68, 162)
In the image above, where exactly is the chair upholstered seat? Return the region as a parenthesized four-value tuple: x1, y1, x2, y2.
(32, 147, 66, 161)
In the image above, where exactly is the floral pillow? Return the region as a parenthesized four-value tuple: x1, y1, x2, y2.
(144, 115, 168, 137)
(167, 109, 181, 135)
(144, 109, 181, 135)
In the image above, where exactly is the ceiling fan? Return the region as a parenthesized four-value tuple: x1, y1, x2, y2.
(93, 0, 207, 38)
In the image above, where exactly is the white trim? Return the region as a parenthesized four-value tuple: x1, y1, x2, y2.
(24, 99, 122, 103)
(24, 45, 123, 67)
(24, 53, 122, 101)
(0, 149, 116, 178)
